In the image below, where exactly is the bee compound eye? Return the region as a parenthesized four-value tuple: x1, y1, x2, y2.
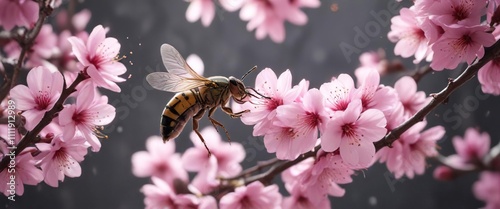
(229, 79, 237, 85)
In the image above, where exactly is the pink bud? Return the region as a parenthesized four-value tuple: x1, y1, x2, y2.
(433, 166, 456, 181)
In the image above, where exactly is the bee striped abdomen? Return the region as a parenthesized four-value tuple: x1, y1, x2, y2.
(160, 91, 201, 142)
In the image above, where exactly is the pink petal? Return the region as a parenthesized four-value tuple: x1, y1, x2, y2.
(186, 0, 203, 22)
(131, 151, 154, 177)
(86, 25, 106, 55)
(10, 85, 35, 110)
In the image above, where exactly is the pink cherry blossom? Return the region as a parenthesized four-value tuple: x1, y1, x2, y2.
(388, 8, 432, 64)
(5, 24, 59, 68)
(431, 25, 495, 71)
(141, 177, 216, 209)
(321, 100, 387, 167)
(185, 0, 215, 27)
(300, 153, 353, 202)
(356, 70, 399, 118)
(10, 66, 63, 130)
(131, 135, 188, 186)
(429, 0, 485, 26)
(181, 126, 245, 193)
(282, 187, 331, 209)
(59, 84, 116, 152)
(452, 128, 490, 163)
(68, 25, 127, 92)
(266, 88, 327, 160)
(239, 0, 319, 43)
(319, 74, 357, 115)
(240, 68, 307, 136)
(478, 57, 500, 95)
(354, 49, 390, 80)
(433, 165, 457, 181)
(394, 76, 429, 118)
(219, 181, 282, 209)
(0, 149, 43, 196)
(377, 122, 445, 179)
(0, 0, 39, 30)
(473, 171, 500, 209)
(35, 134, 89, 187)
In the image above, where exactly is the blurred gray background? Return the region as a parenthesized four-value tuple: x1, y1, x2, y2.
(4, 0, 500, 208)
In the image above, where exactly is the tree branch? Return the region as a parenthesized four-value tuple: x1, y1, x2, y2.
(0, 72, 87, 172)
(375, 39, 500, 150)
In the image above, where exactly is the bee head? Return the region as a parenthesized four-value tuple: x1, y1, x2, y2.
(228, 76, 249, 104)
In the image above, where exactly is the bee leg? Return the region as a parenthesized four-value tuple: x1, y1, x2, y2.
(221, 106, 250, 118)
(208, 107, 232, 143)
(193, 109, 211, 156)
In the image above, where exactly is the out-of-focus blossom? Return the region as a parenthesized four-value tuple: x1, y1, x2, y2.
(431, 25, 495, 71)
(473, 171, 500, 209)
(58, 84, 116, 152)
(0, 0, 39, 30)
(0, 149, 43, 196)
(378, 122, 445, 179)
(394, 76, 429, 118)
(185, 0, 215, 27)
(5, 24, 59, 68)
(354, 49, 394, 81)
(131, 136, 188, 186)
(478, 57, 500, 95)
(68, 25, 127, 92)
(35, 135, 89, 187)
(10, 66, 63, 130)
(282, 187, 331, 209)
(219, 181, 282, 209)
(452, 128, 490, 163)
(267, 88, 327, 160)
(239, 0, 320, 43)
(181, 126, 244, 193)
(186, 54, 204, 76)
(240, 68, 307, 136)
(388, 8, 432, 64)
(141, 177, 216, 209)
(322, 100, 387, 168)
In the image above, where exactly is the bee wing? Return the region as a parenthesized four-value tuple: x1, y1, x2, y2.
(160, 44, 207, 81)
(146, 72, 207, 92)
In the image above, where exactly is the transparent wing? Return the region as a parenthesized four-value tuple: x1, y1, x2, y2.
(160, 44, 207, 81)
(146, 72, 206, 92)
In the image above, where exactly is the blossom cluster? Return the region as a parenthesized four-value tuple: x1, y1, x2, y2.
(0, 5, 126, 196)
(388, 0, 500, 95)
(184, 0, 321, 43)
(132, 128, 264, 209)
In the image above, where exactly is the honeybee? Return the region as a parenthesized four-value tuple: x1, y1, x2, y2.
(146, 44, 265, 155)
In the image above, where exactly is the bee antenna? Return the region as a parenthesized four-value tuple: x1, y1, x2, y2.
(241, 66, 257, 80)
(246, 87, 270, 99)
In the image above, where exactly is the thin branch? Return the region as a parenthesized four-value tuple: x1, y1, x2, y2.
(0, 72, 87, 172)
(223, 158, 281, 181)
(375, 39, 500, 150)
(0, 0, 53, 103)
(410, 65, 433, 83)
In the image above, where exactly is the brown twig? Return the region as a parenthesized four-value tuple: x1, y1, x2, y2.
(0, 72, 87, 172)
(0, 0, 54, 103)
(410, 65, 433, 83)
(375, 39, 500, 150)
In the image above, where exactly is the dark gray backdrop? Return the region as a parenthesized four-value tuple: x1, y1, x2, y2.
(4, 0, 500, 208)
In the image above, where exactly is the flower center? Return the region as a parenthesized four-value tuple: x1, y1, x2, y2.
(35, 91, 51, 110)
(452, 35, 473, 52)
(266, 97, 283, 111)
(341, 123, 361, 146)
(72, 111, 90, 124)
(54, 147, 72, 171)
(305, 112, 320, 128)
(452, 4, 469, 21)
